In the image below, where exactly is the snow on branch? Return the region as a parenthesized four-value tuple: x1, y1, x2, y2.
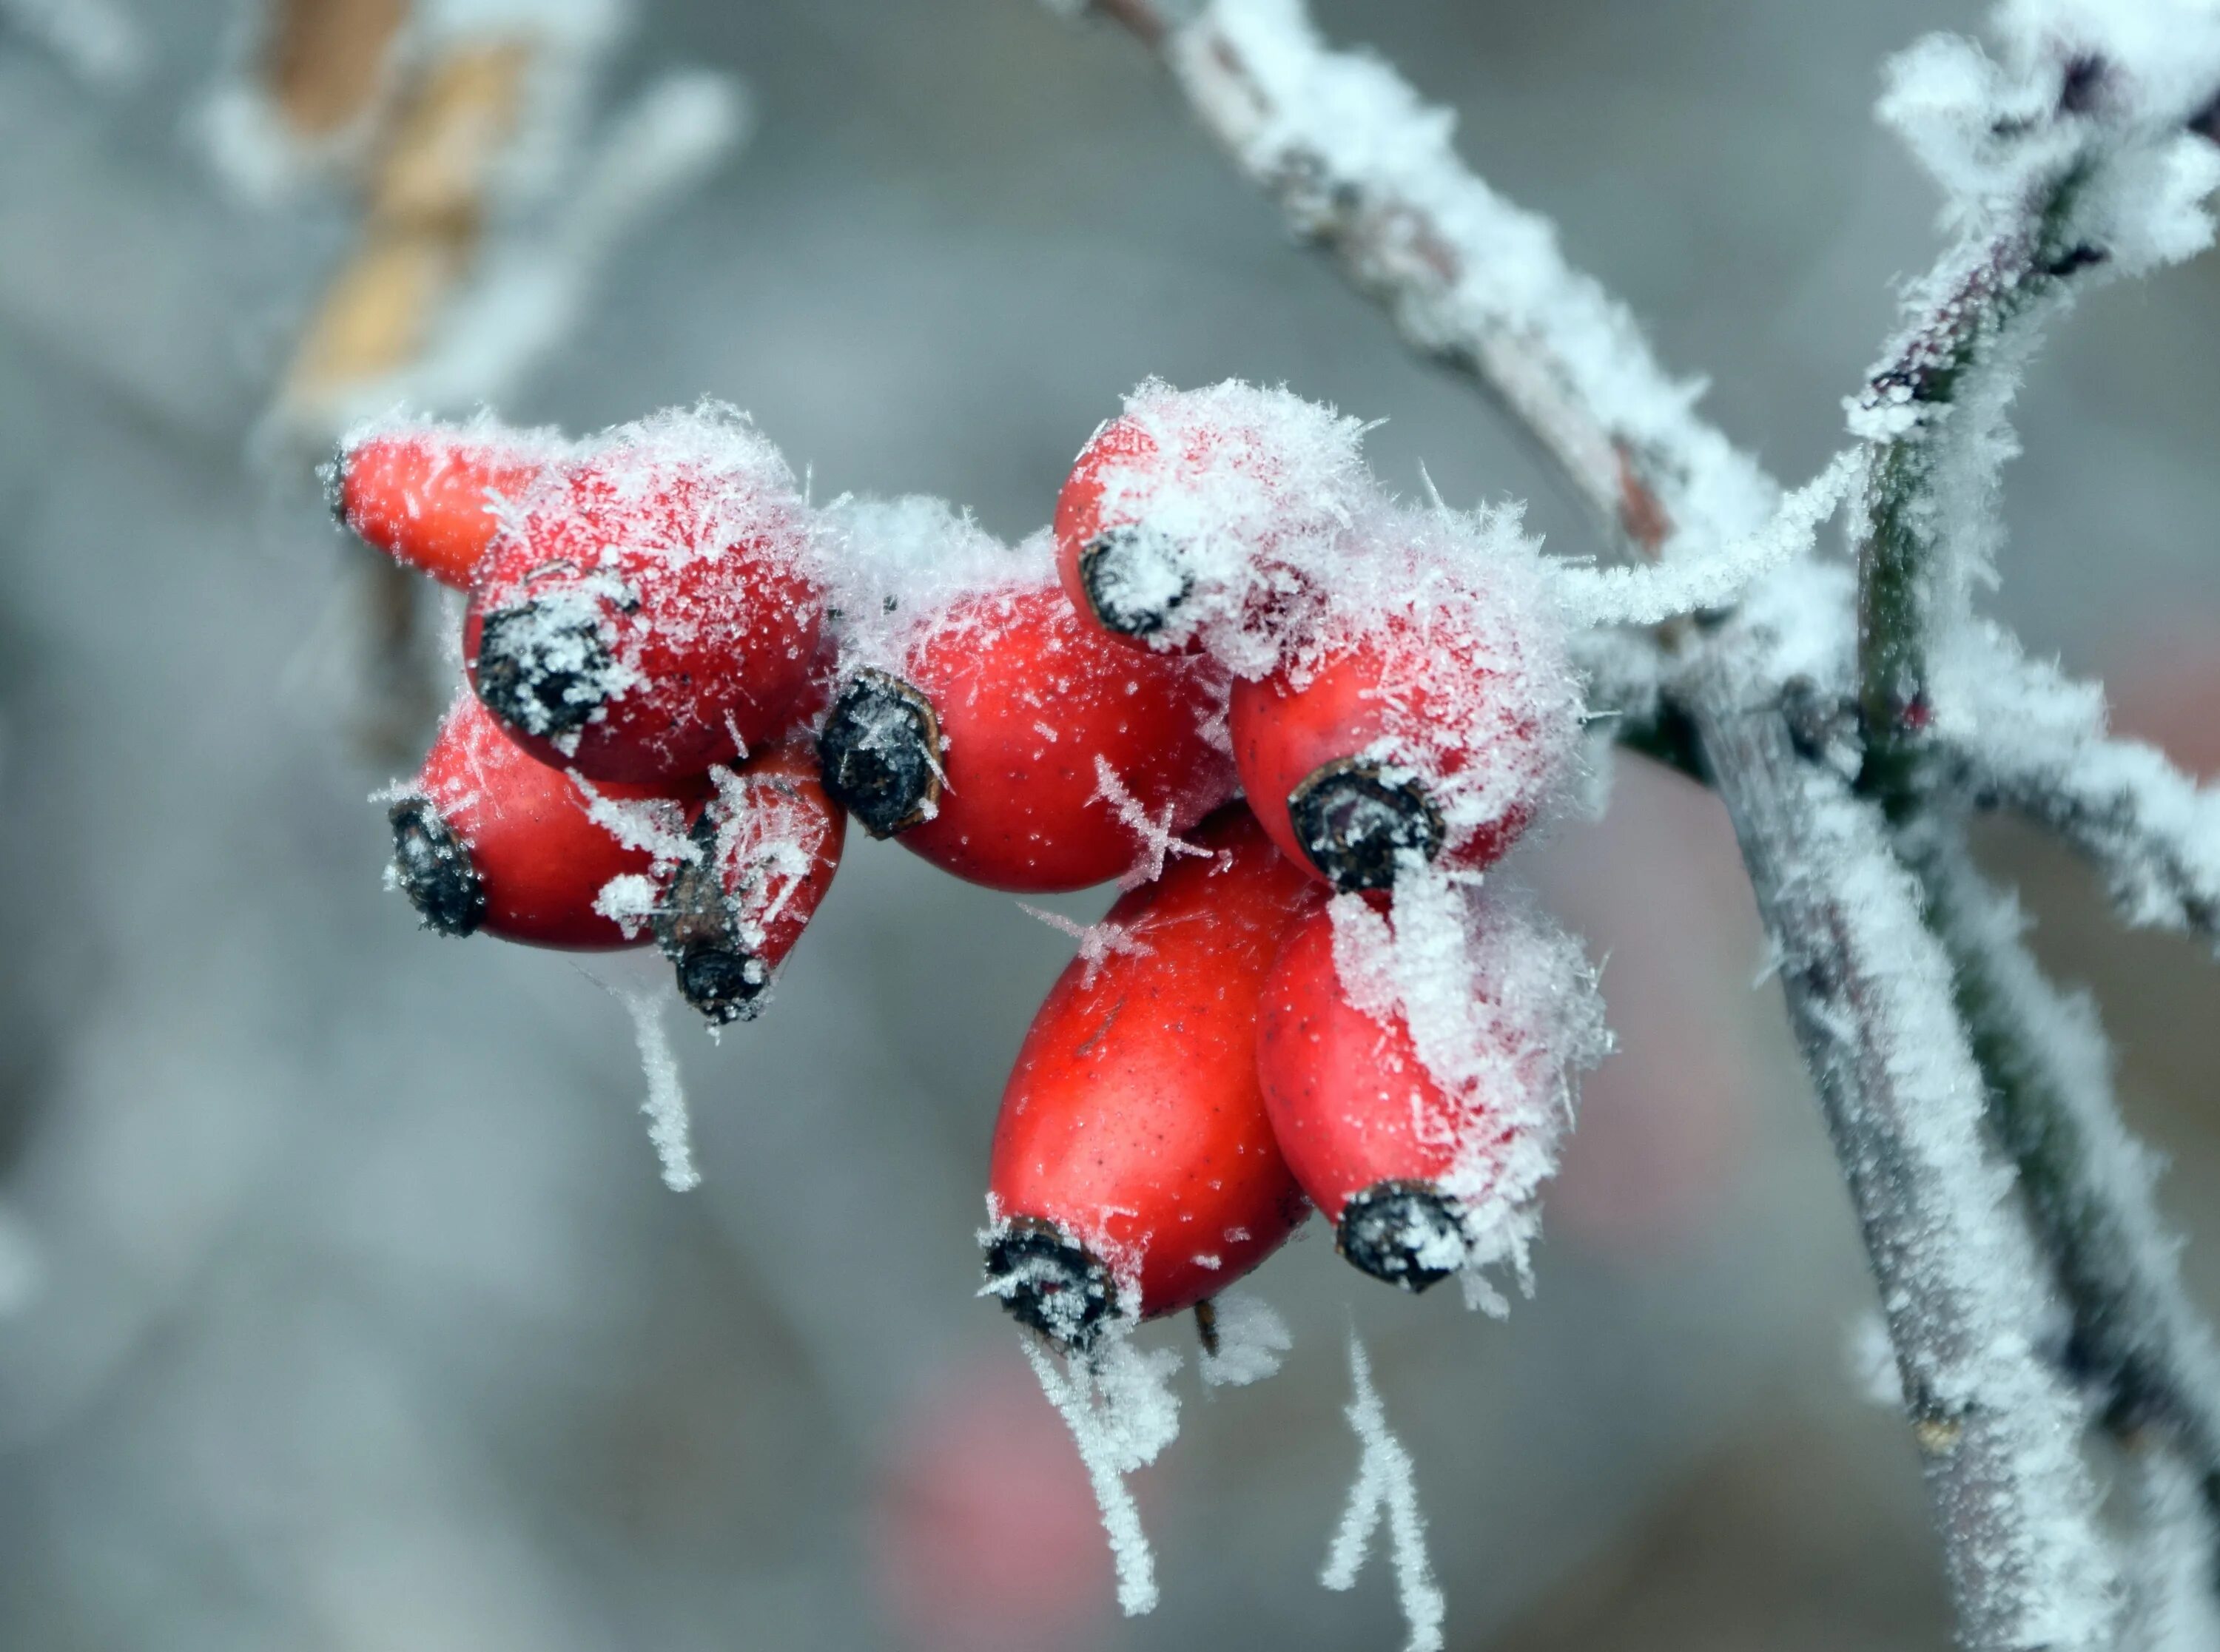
(1852, 14, 2220, 781)
(1681, 637, 2123, 1651)
(1937, 633, 2220, 945)
(1100, 0, 1776, 567)
(1914, 833, 2220, 1535)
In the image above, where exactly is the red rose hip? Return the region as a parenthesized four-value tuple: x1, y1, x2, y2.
(1256, 888, 1602, 1292)
(465, 404, 822, 784)
(1231, 581, 1575, 893)
(982, 806, 1322, 1348)
(388, 692, 705, 950)
(815, 579, 1235, 893)
(334, 420, 551, 587)
(651, 738, 846, 1025)
(1052, 380, 1368, 662)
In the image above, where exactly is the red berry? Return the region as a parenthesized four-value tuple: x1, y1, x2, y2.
(651, 738, 846, 1025)
(1052, 381, 1368, 663)
(815, 581, 1236, 893)
(465, 406, 822, 785)
(982, 806, 1322, 1347)
(1231, 587, 1574, 893)
(1255, 889, 1600, 1292)
(335, 422, 550, 587)
(388, 692, 706, 949)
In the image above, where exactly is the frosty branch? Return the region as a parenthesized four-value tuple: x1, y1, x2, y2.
(1939, 646, 2220, 945)
(1072, 0, 2220, 1642)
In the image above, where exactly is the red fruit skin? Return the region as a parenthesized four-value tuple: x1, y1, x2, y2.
(406, 693, 706, 949)
(704, 739, 847, 972)
(1231, 615, 1540, 886)
(988, 807, 1322, 1321)
(465, 456, 822, 784)
(339, 429, 545, 587)
(895, 584, 1236, 893)
(1052, 416, 1162, 647)
(1254, 902, 1486, 1221)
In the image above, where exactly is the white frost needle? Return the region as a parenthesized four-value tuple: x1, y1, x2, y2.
(1322, 1333, 1444, 1652)
(1092, 755, 1214, 889)
(1020, 1332, 1183, 1616)
(1018, 903, 1154, 988)
(620, 985, 699, 1192)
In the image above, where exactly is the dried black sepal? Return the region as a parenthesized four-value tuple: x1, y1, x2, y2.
(1078, 524, 1192, 639)
(473, 602, 611, 740)
(1335, 1181, 1466, 1293)
(1287, 757, 1445, 893)
(983, 1216, 1118, 1353)
(816, 669, 941, 839)
(388, 798, 487, 937)
(652, 812, 769, 1026)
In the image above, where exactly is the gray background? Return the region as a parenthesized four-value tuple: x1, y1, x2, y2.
(3, 1, 2218, 1647)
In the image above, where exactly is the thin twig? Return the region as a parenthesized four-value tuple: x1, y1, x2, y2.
(1932, 643, 2220, 945)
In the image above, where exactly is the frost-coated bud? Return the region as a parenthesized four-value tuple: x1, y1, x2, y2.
(388, 692, 706, 950)
(1230, 541, 1578, 892)
(334, 419, 551, 588)
(464, 404, 823, 785)
(1255, 882, 1606, 1294)
(983, 806, 1320, 1348)
(815, 580, 1236, 893)
(1052, 380, 1370, 670)
(651, 738, 845, 1025)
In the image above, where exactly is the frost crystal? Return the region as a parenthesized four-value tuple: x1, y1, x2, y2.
(577, 957, 700, 1192)
(1017, 903, 1154, 989)
(1321, 1335, 1444, 1652)
(1196, 1292, 1291, 1388)
(1091, 755, 1216, 889)
(1552, 450, 1857, 629)
(1019, 1330, 1183, 1616)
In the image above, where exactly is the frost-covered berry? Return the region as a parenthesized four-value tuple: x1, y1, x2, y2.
(388, 692, 706, 950)
(815, 576, 1236, 893)
(983, 806, 1320, 1348)
(650, 738, 845, 1025)
(334, 419, 553, 587)
(1052, 380, 1370, 672)
(1231, 518, 1578, 892)
(1255, 880, 1606, 1295)
(463, 403, 822, 784)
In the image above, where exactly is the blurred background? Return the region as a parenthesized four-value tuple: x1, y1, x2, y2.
(3, 0, 2218, 1647)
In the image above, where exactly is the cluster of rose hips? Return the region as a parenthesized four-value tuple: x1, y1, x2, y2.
(340, 381, 1598, 1356)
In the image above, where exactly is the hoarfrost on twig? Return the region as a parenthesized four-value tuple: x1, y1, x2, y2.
(1020, 1331, 1183, 1616)
(1321, 1334, 1444, 1652)
(619, 985, 699, 1192)
(1551, 450, 1857, 628)
(579, 957, 700, 1192)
